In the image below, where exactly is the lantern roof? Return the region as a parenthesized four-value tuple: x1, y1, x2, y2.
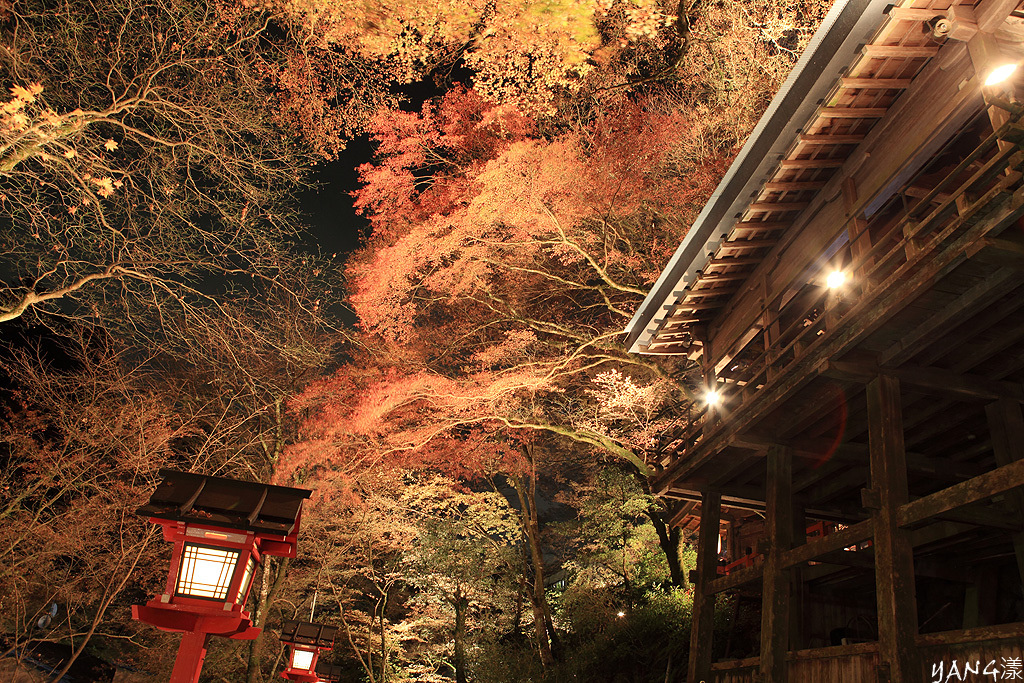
(280, 620, 339, 649)
(138, 469, 312, 535)
(314, 661, 345, 682)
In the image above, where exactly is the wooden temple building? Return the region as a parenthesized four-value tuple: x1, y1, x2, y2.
(624, 0, 1024, 680)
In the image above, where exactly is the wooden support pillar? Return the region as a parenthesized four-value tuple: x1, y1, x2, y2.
(688, 492, 721, 683)
(762, 285, 782, 382)
(789, 500, 806, 652)
(843, 178, 875, 279)
(759, 445, 793, 683)
(866, 375, 920, 683)
(986, 398, 1024, 591)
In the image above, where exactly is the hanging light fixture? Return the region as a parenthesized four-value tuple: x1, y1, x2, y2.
(279, 620, 339, 682)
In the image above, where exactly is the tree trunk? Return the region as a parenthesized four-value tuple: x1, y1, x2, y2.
(246, 557, 290, 683)
(453, 587, 469, 683)
(377, 588, 390, 683)
(512, 457, 558, 667)
(648, 503, 685, 588)
(637, 472, 686, 588)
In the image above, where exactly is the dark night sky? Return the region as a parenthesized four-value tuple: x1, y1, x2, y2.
(297, 72, 464, 259)
(297, 135, 373, 259)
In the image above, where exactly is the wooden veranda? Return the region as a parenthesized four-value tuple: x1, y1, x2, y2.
(625, 0, 1024, 681)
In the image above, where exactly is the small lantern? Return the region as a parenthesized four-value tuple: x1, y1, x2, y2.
(132, 469, 311, 683)
(280, 620, 339, 682)
(314, 661, 345, 683)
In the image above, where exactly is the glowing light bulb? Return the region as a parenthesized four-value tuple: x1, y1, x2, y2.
(617, 611, 626, 618)
(985, 63, 1018, 87)
(826, 270, 846, 289)
(706, 389, 721, 406)
(291, 649, 315, 671)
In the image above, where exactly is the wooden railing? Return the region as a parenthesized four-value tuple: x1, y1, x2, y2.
(653, 107, 1024, 469)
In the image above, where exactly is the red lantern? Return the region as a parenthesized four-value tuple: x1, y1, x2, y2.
(279, 620, 339, 682)
(132, 469, 311, 683)
(314, 661, 345, 682)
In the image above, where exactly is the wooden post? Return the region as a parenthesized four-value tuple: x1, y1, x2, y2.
(843, 178, 875, 279)
(985, 398, 1024, 590)
(688, 492, 721, 683)
(762, 291, 782, 382)
(759, 445, 793, 683)
(866, 375, 920, 683)
(789, 500, 806, 652)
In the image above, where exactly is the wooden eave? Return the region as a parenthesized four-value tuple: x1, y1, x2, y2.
(641, 0, 1024, 540)
(645, 0, 951, 357)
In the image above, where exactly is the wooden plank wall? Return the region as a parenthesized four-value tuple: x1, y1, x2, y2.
(710, 635, 1024, 682)
(710, 645, 880, 683)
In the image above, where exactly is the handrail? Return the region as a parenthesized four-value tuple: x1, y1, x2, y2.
(655, 108, 1024, 470)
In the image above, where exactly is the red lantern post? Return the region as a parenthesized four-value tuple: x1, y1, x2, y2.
(132, 469, 311, 683)
(279, 620, 339, 682)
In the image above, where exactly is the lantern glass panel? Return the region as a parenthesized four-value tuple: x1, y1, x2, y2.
(236, 555, 257, 603)
(176, 544, 239, 600)
(291, 648, 315, 671)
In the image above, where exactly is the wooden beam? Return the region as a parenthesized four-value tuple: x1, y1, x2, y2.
(866, 375, 920, 683)
(705, 256, 764, 268)
(862, 44, 940, 59)
(658, 172, 1024, 488)
(781, 518, 874, 569)
(674, 300, 726, 312)
(822, 360, 1024, 402)
(747, 201, 810, 213)
(778, 159, 845, 169)
(974, 0, 1021, 33)
(732, 432, 985, 481)
(898, 457, 1024, 527)
(986, 398, 1024, 591)
(687, 492, 720, 683)
(763, 181, 827, 192)
(933, 504, 1024, 532)
(915, 622, 1024, 647)
(840, 77, 913, 89)
(880, 267, 1023, 366)
(887, 7, 942, 22)
(707, 564, 762, 594)
(667, 499, 698, 527)
(694, 273, 751, 283)
(798, 134, 867, 145)
(730, 220, 792, 233)
(720, 239, 780, 251)
(819, 107, 889, 119)
(970, 236, 1024, 268)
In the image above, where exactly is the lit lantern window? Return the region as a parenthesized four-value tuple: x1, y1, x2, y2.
(280, 620, 340, 682)
(237, 555, 256, 603)
(132, 469, 312, 683)
(291, 648, 315, 671)
(176, 545, 239, 600)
